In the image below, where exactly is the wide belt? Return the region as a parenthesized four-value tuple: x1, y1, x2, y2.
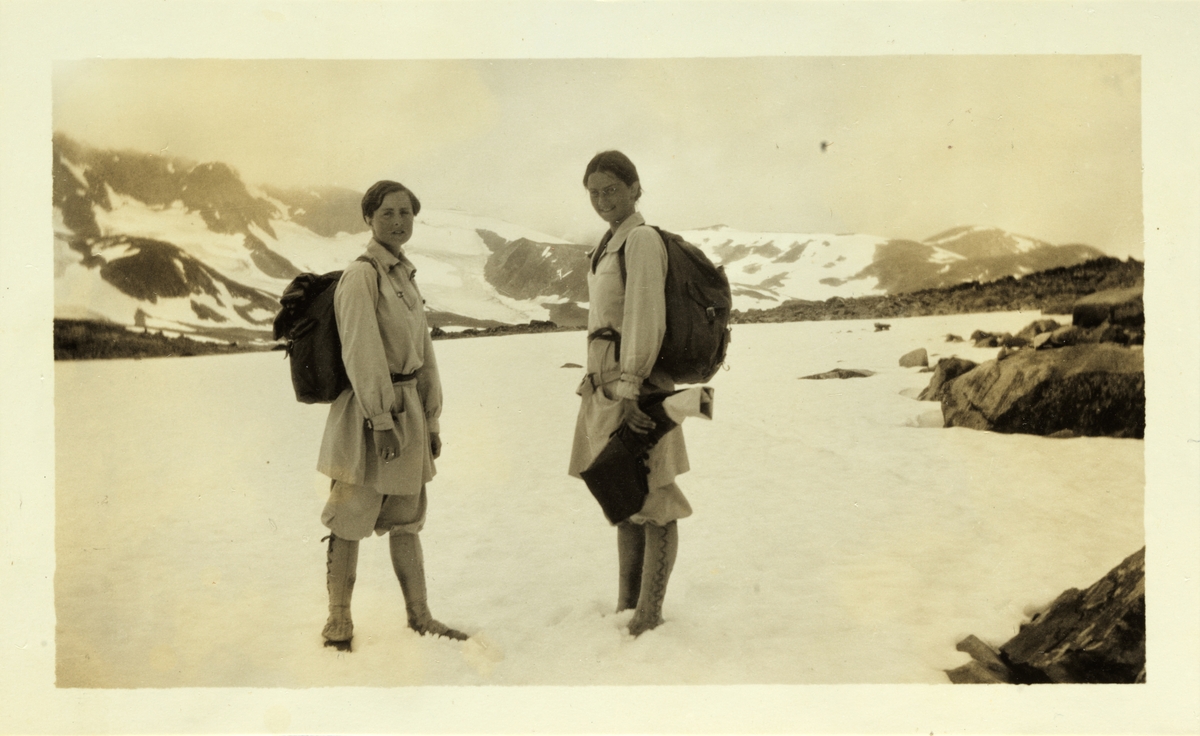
(390, 370, 419, 383)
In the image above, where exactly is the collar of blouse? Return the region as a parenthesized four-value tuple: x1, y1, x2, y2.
(367, 238, 417, 279)
(604, 211, 646, 252)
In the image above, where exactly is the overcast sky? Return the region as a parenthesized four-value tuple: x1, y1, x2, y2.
(54, 56, 1142, 257)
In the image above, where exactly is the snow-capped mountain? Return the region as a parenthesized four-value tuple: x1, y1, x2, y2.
(53, 134, 582, 339)
(679, 224, 1106, 312)
(52, 134, 1107, 339)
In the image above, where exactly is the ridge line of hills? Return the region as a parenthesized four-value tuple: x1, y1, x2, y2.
(51, 133, 1139, 360)
(55, 256, 1143, 360)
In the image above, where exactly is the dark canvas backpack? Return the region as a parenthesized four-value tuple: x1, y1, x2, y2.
(615, 226, 732, 385)
(272, 256, 376, 404)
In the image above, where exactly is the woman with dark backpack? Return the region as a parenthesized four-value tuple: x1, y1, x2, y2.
(314, 180, 468, 650)
(569, 150, 693, 636)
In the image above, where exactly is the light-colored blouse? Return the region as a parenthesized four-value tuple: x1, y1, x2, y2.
(570, 212, 690, 493)
(584, 212, 672, 400)
(316, 238, 440, 492)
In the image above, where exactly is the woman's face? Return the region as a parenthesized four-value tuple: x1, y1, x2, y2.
(586, 171, 639, 227)
(365, 190, 415, 252)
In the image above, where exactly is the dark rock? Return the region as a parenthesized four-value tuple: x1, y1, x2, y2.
(899, 347, 929, 368)
(1073, 285, 1144, 329)
(945, 635, 1016, 684)
(874, 322, 891, 331)
(972, 330, 1025, 349)
(800, 368, 875, 380)
(945, 334, 964, 342)
(971, 330, 1002, 348)
(917, 357, 979, 401)
(1043, 324, 1085, 348)
(1094, 323, 1136, 346)
(948, 548, 1144, 684)
(941, 344, 1144, 438)
(1015, 318, 1061, 342)
(1001, 548, 1145, 683)
(945, 659, 1013, 684)
(561, 362, 582, 369)
(481, 233, 590, 303)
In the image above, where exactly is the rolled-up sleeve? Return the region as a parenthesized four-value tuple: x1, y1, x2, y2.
(334, 264, 396, 431)
(614, 227, 668, 400)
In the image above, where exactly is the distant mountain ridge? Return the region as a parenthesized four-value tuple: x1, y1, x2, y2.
(680, 223, 1107, 308)
(52, 134, 1113, 341)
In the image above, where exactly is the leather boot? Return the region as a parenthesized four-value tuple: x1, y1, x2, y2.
(389, 532, 468, 641)
(628, 521, 678, 637)
(616, 520, 645, 612)
(322, 534, 359, 649)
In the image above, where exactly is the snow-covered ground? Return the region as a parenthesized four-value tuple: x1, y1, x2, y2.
(53, 312, 1144, 687)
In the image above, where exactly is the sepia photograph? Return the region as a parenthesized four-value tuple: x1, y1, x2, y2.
(2, 1, 1198, 734)
(50, 54, 1147, 688)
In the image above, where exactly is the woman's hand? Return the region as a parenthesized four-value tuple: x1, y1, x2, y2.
(429, 432, 442, 459)
(375, 429, 400, 462)
(620, 398, 656, 435)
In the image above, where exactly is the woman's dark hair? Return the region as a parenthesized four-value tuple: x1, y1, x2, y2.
(362, 180, 422, 220)
(582, 150, 641, 196)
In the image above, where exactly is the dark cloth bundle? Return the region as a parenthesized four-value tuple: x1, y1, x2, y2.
(579, 392, 679, 525)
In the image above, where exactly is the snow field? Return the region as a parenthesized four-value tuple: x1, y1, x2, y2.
(53, 313, 1143, 687)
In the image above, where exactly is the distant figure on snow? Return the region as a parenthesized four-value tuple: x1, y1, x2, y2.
(315, 180, 468, 650)
(569, 150, 693, 636)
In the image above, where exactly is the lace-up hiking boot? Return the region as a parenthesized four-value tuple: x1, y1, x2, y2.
(322, 534, 359, 650)
(628, 521, 678, 637)
(389, 532, 469, 641)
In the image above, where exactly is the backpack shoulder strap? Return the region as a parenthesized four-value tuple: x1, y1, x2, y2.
(352, 254, 383, 293)
(619, 225, 670, 288)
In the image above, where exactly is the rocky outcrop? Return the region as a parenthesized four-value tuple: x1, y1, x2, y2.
(432, 319, 580, 341)
(851, 229, 1105, 295)
(899, 348, 928, 368)
(1073, 285, 1144, 329)
(940, 344, 1144, 438)
(1035, 322, 1143, 350)
(918, 283, 1145, 439)
(480, 232, 590, 303)
(1015, 318, 1061, 342)
(917, 357, 978, 401)
(733, 257, 1142, 325)
(262, 185, 369, 238)
(1032, 285, 1144, 350)
(54, 134, 281, 239)
(970, 329, 1028, 349)
(70, 236, 280, 325)
(947, 547, 1145, 684)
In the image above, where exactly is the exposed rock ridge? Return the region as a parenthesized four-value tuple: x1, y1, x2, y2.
(947, 547, 1145, 684)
